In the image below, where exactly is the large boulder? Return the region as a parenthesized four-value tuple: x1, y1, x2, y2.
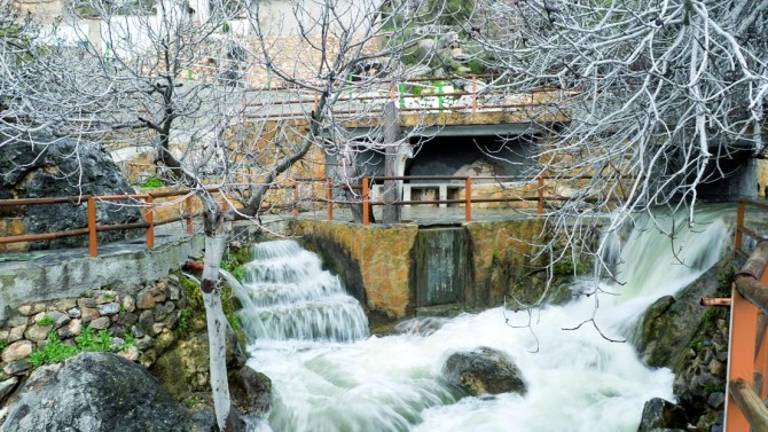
(0, 136, 140, 250)
(637, 398, 687, 432)
(0, 352, 212, 431)
(442, 347, 526, 396)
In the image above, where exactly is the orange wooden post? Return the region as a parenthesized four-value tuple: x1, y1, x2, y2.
(465, 177, 472, 223)
(735, 200, 746, 255)
(185, 196, 194, 235)
(362, 177, 370, 226)
(537, 175, 545, 215)
(725, 284, 760, 431)
(87, 197, 97, 257)
(326, 177, 334, 221)
(144, 195, 154, 250)
(471, 77, 478, 113)
(292, 181, 300, 218)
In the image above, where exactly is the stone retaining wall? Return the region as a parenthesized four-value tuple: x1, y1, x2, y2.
(0, 274, 193, 403)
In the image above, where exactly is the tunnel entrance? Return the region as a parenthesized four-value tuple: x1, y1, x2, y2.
(406, 134, 538, 178)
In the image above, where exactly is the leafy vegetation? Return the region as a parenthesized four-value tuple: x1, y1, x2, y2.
(36, 314, 55, 326)
(177, 308, 192, 333)
(29, 327, 137, 367)
(221, 246, 251, 282)
(139, 177, 165, 189)
(0, 339, 8, 353)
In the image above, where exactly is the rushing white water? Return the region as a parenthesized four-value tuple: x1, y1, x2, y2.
(235, 208, 730, 432)
(234, 240, 369, 343)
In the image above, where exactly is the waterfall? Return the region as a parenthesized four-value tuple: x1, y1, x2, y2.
(234, 240, 369, 344)
(235, 206, 730, 432)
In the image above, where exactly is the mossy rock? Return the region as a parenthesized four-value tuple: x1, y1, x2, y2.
(634, 256, 733, 371)
(151, 327, 247, 405)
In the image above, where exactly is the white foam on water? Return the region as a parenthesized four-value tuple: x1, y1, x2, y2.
(234, 207, 730, 432)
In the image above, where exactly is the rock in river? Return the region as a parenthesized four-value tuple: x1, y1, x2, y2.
(442, 347, 527, 396)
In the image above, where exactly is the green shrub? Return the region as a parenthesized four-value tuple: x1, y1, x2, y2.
(0, 339, 8, 353)
(74, 327, 111, 352)
(140, 177, 165, 189)
(29, 326, 137, 368)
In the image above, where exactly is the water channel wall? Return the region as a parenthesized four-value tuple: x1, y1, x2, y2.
(290, 217, 555, 320)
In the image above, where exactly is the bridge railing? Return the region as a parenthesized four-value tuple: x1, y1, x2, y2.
(243, 76, 567, 120)
(723, 199, 768, 430)
(0, 174, 598, 256)
(295, 174, 606, 225)
(0, 184, 296, 257)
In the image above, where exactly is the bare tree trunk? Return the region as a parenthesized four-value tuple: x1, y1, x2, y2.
(200, 207, 239, 431)
(382, 101, 405, 223)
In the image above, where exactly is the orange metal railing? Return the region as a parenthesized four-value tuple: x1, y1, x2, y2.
(0, 174, 596, 257)
(724, 199, 768, 430)
(303, 174, 589, 225)
(0, 189, 212, 257)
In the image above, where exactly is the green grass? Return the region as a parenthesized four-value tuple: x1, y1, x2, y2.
(0, 339, 8, 353)
(29, 326, 136, 368)
(36, 314, 55, 326)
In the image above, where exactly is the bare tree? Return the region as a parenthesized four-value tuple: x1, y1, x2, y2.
(453, 0, 768, 335)
(242, 0, 452, 224)
(2, 0, 454, 427)
(2, 0, 253, 428)
(469, 0, 767, 271)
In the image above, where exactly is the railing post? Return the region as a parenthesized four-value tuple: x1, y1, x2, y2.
(326, 177, 334, 222)
(362, 176, 370, 226)
(471, 76, 478, 113)
(735, 200, 746, 255)
(725, 284, 760, 431)
(185, 195, 194, 235)
(145, 195, 154, 250)
(87, 197, 97, 257)
(292, 181, 300, 218)
(465, 176, 472, 223)
(537, 174, 545, 215)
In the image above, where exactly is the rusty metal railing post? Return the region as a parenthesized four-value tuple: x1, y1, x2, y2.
(537, 175, 545, 215)
(726, 284, 760, 431)
(87, 197, 97, 257)
(292, 181, 300, 218)
(465, 176, 472, 223)
(185, 195, 194, 235)
(735, 199, 746, 255)
(326, 177, 334, 221)
(144, 195, 154, 250)
(362, 176, 370, 226)
(471, 76, 478, 113)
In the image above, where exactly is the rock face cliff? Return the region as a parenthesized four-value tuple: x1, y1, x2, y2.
(635, 257, 733, 431)
(0, 136, 140, 250)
